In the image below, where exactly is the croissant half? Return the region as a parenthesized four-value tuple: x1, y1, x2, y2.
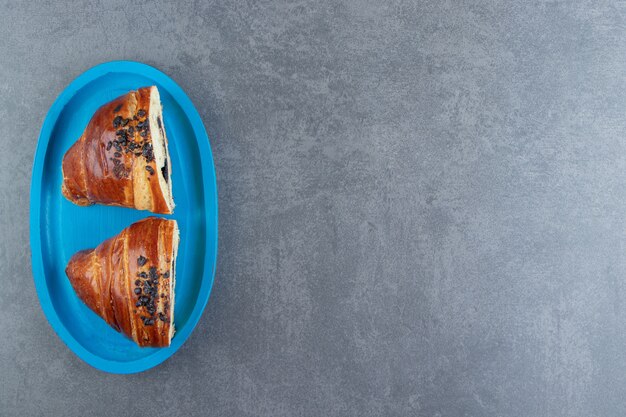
(65, 217, 179, 347)
(62, 86, 174, 214)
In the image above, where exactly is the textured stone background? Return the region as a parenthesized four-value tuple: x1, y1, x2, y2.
(2, 0, 626, 416)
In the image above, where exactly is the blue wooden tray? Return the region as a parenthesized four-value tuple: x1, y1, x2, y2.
(30, 61, 218, 373)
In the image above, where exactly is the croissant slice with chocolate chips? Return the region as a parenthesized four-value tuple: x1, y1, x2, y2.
(65, 217, 179, 347)
(61, 86, 174, 214)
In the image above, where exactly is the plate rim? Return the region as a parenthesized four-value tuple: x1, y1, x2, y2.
(30, 60, 218, 374)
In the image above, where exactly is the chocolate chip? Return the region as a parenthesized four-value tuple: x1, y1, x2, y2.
(113, 116, 122, 128)
(145, 166, 154, 175)
(161, 158, 169, 183)
(116, 130, 129, 145)
(138, 272, 147, 278)
(149, 266, 158, 280)
(142, 143, 154, 162)
(134, 288, 142, 295)
(114, 152, 122, 158)
(163, 271, 170, 278)
(137, 255, 147, 266)
(137, 109, 146, 117)
(143, 318, 154, 326)
(128, 126, 134, 135)
(140, 130, 147, 137)
(135, 301, 142, 307)
(139, 296, 149, 304)
(106, 141, 112, 151)
(113, 104, 122, 113)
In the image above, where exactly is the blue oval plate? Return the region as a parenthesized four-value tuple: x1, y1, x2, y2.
(30, 61, 218, 373)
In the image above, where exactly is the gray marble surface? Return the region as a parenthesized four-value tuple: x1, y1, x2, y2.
(1, 0, 626, 416)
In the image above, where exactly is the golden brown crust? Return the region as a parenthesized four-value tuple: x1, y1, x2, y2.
(61, 87, 172, 214)
(65, 217, 176, 347)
